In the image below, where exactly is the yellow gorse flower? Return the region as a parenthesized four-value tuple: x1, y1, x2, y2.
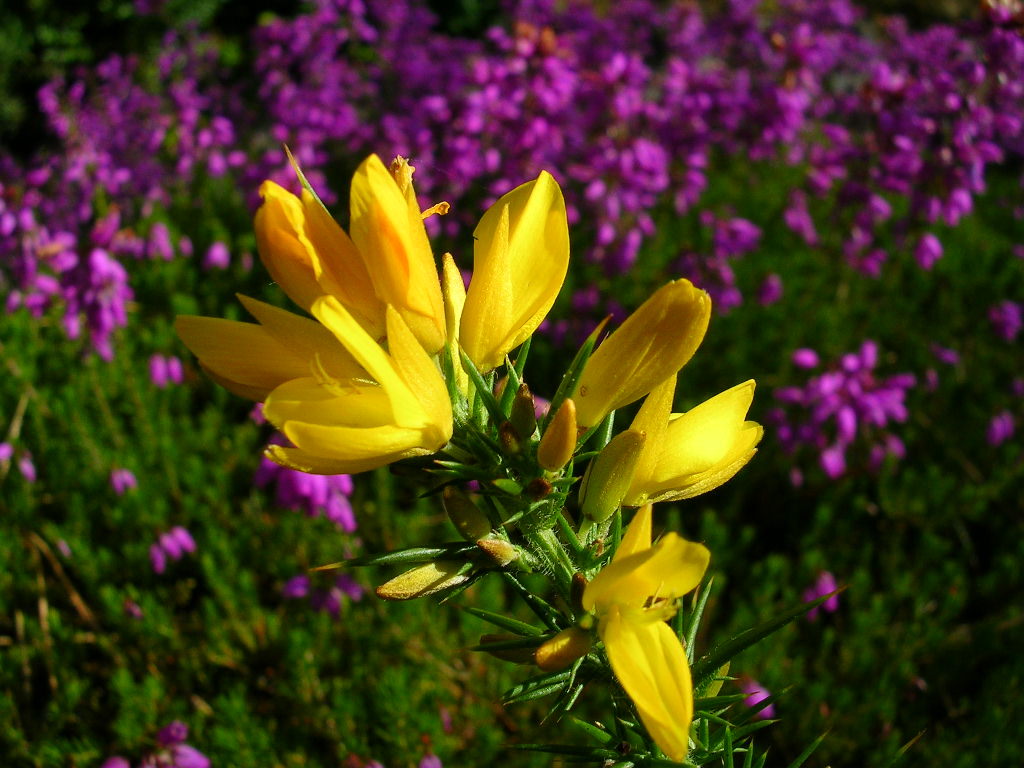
(460, 171, 569, 372)
(623, 377, 763, 506)
(583, 504, 709, 763)
(573, 279, 711, 429)
(176, 155, 453, 474)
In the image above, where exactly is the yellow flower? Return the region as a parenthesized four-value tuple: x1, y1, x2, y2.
(583, 504, 709, 763)
(460, 171, 569, 372)
(350, 154, 447, 354)
(261, 299, 453, 475)
(573, 280, 711, 429)
(623, 377, 763, 506)
(176, 155, 454, 474)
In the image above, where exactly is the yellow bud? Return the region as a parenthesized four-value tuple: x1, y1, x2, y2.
(579, 428, 646, 523)
(537, 397, 577, 471)
(476, 535, 520, 567)
(442, 486, 491, 540)
(535, 627, 593, 672)
(574, 280, 711, 428)
(375, 561, 468, 601)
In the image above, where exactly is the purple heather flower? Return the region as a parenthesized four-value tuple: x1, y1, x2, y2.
(150, 543, 168, 575)
(419, 755, 443, 768)
(282, 574, 311, 599)
(203, 241, 230, 270)
(123, 597, 144, 619)
(758, 274, 784, 306)
(930, 344, 959, 366)
(158, 720, 189, 747)
(149, 354, 185, 388)
(169, 744, 210, 768)
(17, 452, 36, 483)
(255, 439, 357, 532)
(738, 678, 775, 719)
(0, 442, 12, 462)
(791, 348, 820, 369)
(803, 571, 840, 621)
(914, 233, 943, 270)
(110, 468, 138, 495)
(101, 758, 132, 768)
(989, 300, 1022, 342)
(987, 410, 1015, 446)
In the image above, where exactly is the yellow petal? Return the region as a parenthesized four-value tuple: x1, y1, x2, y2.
(349, 154, 445, 353)
(614, 503, 653, 562)
(536, 397, 577, 471)
(299, 188, 385, 340)
(236, 294, 364, 381)
(658, 381, 756, 478)
(535, 627, 593, 672)
(254, 181, 323, 312)
(574, 280, 711, 428)
(583, 533, 709, 613)
(441, 253, 469, 395)
(461, 171, 569, 371)
(264, 377, 397, 429)
(265, 442, 408, 475)
(644, 423, 763, 504)
(625, 381, 761, 505)
(384, 306, 453, 442)
(601, 609, 694, 763)
(174, 314, 311, 400)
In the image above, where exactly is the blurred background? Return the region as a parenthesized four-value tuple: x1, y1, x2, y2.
(1, 1, 1022, 766)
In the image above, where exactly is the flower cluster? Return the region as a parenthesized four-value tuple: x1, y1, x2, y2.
(149, 526, 197, 574)
(771, 341, 915, 481)
(102, 720, 209, 768)
(177, 155, 762, 763)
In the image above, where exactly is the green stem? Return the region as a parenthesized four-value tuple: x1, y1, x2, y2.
(524, 525, 575, 603)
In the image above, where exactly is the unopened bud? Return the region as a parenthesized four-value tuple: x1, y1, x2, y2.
(375, 561, 469, 601)
(525, 476, 553, 500)
(499, 421, 522, 454)
(476, 535, 519, 567)
(537, 397, 577, 471)
(571, 572, 588, 616)
(509, 382, 538, 440)
(535, 627, 593, 671)
(443, 485, 491, 540)
(579, 428, 646, 523)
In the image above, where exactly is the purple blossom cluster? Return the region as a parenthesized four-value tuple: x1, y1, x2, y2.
(282, 570, 365, 618)
(1, 28, 244, 359)
(3, 0, 1022, 360)
(0, 441, 36, 483)
(149, 354, 185, 388)
(803, 570, 840, 621)
(254, 435, 358, 532)
(770, 341, 915, 482)
(149, 526, 197, 574)
(102, 720, 209, 768)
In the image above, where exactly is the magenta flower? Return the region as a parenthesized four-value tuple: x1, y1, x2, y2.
(149, 354, 185, 388)
(803, 571, 840, 621)
(100, 758, 132, 768)
(158, 720, 189, 747)
(738, 678, 775, 720)
(110, 468, 138, 495)
(987, 410, 1015, 446)
(150, 526, 196, 573)
(758, 274, 783, 306)
(791, 348, 820, 369)
(202, 241, 230, 270)
(989, 300, 1022, 342)
(914, 233, 943, 270)
(419, 755, 443, 768)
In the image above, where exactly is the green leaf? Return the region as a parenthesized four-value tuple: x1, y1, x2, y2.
(463, 606, 545, 636)
(344, 544, 476, 568)
(784, 729, 830, 768)
(502, 572, 563, 631)
(460, 349, 506, 427)
(502, 668, 573, 705)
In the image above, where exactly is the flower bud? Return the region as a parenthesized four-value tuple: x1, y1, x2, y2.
(537, 397, 577, 471)
(509, 382, 538, 440)
(375, 561, 468, 601)
(442, 485, 491, 540)
(579, 428, 646, 523)
(476, 535, 520, 567)
(535, 627, 593, 671)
